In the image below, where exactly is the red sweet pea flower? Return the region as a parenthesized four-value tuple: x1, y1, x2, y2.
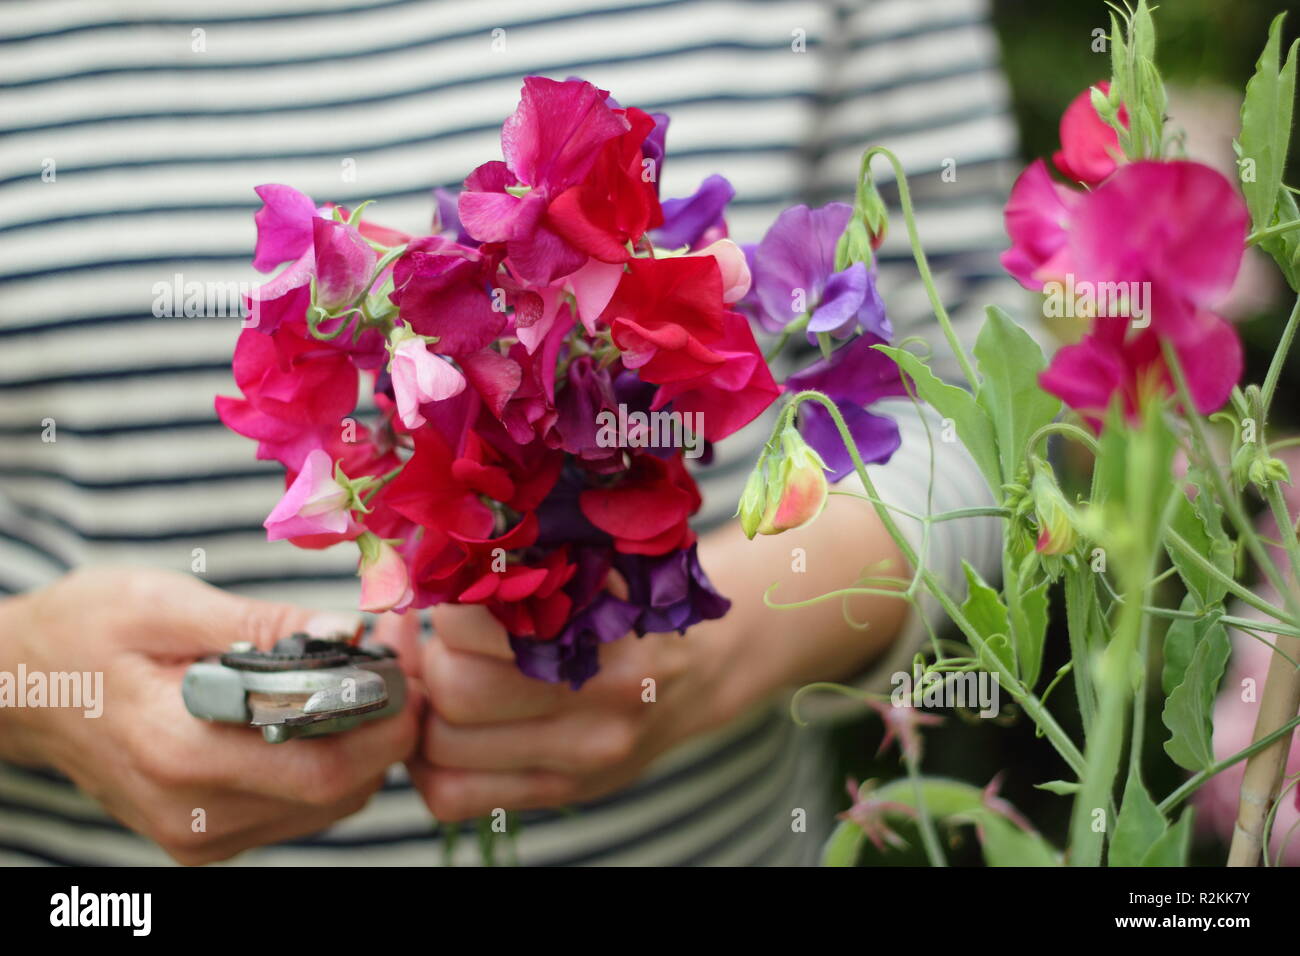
(215, 318, 359, 470)
(579, 452, 701, 555)
(470, 549, 577, 641)
(545, 106, 664, 262)
(601, 255, 729, 383)
(650, 311, 780, 442)
(1053, 81, 1125, 186)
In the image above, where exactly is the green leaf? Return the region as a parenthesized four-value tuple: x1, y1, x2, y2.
(972, 306, 1061, 485)
(969, 810, 1060, 867)
(1161, 620, 1231, 771)
(1140, 808, 1194, 866)
(1167, 490, 1233, 609)
(1034, 780, 1080, 796)
(961, 560, 1009, 638)
(820, 819, 866, 867)
(1108, 764, 1167, 867)
(1012, 578, 1050, 690)
(1239, 14, 1297, 235)
(1261, 187, 1300, 291)
(874, 344, 1000, 492)
(1162, 598, 1225, 696)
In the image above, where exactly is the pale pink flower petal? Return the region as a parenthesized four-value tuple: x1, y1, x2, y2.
(264, 448, 352, 541)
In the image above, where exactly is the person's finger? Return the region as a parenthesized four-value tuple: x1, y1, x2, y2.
(430, 604, 515, 661)
(422, 711, 635, 774)
(371, 609, 424, 678)
(423, 638, 567, 725)
(141, 779, 381, 866)
(406, 759, 577, 822)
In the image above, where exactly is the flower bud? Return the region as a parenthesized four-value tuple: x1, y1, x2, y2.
(756, 427, 829, 535)
(357, 532, 414, 613)
(1031, 467, 1078, 556)
(736, 465, 768, 540)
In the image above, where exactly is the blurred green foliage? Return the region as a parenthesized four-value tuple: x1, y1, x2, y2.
(993, 0, 1299, 167)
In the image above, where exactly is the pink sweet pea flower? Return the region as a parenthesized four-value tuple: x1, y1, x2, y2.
(312, 217, 377, 313)
(252, 184, 324, 273)
(358, 534, 414, 613)
(999, 159, 1080, 290)
(263, 448, 354, 541)
(690, 238, 751, 303)
(1052, 81, 1125, 186)
(1003, 160, 1249, 426)
(388, 333, 467, 429)
(1071, 160, 1248, 344)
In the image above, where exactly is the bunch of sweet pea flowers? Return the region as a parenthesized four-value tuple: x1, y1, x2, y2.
(218, 76, 902, 688)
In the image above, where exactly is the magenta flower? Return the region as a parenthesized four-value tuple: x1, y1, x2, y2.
(389, 235, 505, 356)
(252, 184, 323, 273)
(1004, 160, 1249, 424)
(263, 448, 354, 541)
(1071, 160, 1247, 344)
(458, 77, 635, 284)
(999, 159, 1081, 290)
(312, 217, 377, 313)
(388, 331, 467, 430)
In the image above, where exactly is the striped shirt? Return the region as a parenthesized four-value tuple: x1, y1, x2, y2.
(0, 0, 1013, 865)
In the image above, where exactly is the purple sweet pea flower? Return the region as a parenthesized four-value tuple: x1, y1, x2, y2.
(652, 174, 735, 250)
(751, 203, 889, 340)
(785, 333, 907, 481)
(615, 543, 731, 636)
(642, 112, 669, 194)
(511, 591, 641, 688)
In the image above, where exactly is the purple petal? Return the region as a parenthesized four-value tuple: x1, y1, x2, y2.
(652, 174, 735, 249)
(800, 403, 901, 482)
(807, 261, 868, 334)
(753, 203, 852, 329)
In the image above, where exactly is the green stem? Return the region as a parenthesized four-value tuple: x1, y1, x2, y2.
(1163, 341, 1294, 606)
(1247, 220, 1300, 246)
(859, 147, 980, 390)
(1027, 421, 1101, 461)
(786, 390, 1085, 774)
(1157, 714, 1300, 814)
(1262, 296, 1300, 416)
(1165, 528, 1298, 626)
(905, 745, 947, 867)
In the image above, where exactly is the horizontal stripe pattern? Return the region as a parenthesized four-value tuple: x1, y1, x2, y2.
(0, 0, 1013, 865)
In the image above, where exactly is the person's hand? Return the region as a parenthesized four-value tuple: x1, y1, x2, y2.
(0, 567, 422, 865)
(405, 602, 740, 821)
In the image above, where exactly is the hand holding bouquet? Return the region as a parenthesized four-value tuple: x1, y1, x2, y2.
(218, 76, 901, 689)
